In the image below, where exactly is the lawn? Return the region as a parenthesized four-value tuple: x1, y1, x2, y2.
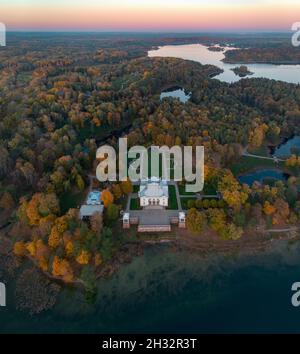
(202, 183, 218, 195)
(180, 197, 197, 210)
(178, 184, 196, 196)
(60, 190, 86, 214)
(167, 185, 178, 210)
(230, 156, 284, 176)
(179, 182, 216, 195)
(133, 184, 139, 193)
(247, 144, 271, 157)
(130, 198, 141, 210)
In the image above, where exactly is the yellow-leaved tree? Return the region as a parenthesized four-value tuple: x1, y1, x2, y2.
(76, 250, 91, 265)
(218, 172, 248, 211)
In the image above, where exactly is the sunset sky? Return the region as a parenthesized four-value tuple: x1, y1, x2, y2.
(1, 0, 299, 32)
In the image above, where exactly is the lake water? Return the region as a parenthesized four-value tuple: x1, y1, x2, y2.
(160, 87, 191, 103)
(238, 169, 288, 186)
(2, 243, 300, 333)
(273, 136, 300, 158)
(148, 44, 300, 84)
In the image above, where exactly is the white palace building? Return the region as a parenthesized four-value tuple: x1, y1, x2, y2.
(123, 177, 186, 232)
(138, 177, 168, 207)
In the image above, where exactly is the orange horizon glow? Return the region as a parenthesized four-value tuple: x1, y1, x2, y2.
(1, 1, 300, 31)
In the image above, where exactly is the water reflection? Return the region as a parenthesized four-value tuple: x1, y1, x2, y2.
(238, 169, 288, 186)
(149, 44, 300, 84)
(160, 86, 191, 103)
(273, 136, 300, 158)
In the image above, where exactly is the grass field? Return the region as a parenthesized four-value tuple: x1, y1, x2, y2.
(60, 190, 85, 214)
(133, 184, 139, 193)
(180, 197, 197, 210)
(230, 156, 284, 176)
(178, 184, 196, 196)
(167, 185, 178, 210)
(130, 198, 141, 210)
(247, 144, 272, 157)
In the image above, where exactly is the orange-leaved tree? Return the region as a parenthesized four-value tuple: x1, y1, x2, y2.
(101, 189, 114, 207)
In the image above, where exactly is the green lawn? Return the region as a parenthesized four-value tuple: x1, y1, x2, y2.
(130, 198, 141, 210)
(179, 182, 216, 195)
(203, 183, 218, 195)
(133, 185, 139, 193)
(180, 197, 197, 210)
(230, 156, 284, 176)
(178, 184, 196, 196)
(167, 185, 178, 210)
(60, 190, 85, 214)
(247, 144, 271, 157)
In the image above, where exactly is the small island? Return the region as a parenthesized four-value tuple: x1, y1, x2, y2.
(231, 65, 254, 77)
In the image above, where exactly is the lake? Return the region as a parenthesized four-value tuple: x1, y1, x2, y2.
(273, 136, 300, 158)
(2, 242, 300, 333)
(238, 169, 288, 186)
(148, 44, 300, 84)
(160, 86, 191, 103)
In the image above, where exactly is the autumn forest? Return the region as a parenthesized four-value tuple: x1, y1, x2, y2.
(0, 33, 300, 313)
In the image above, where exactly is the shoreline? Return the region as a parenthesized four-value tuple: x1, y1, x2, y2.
(236, 166, 291, 179)
(1, 224, 300, 316)
(223, 59, 300, 66)
(2, 222, 299, 286)
(92, 225, 300, 282)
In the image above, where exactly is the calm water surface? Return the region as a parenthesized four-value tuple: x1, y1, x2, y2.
(148, 44, 300, 84)
(2, 242, 300, 333)
(273, 136, 300, 158)
(238, 169, 288, 186)
(160, 87, 191, 103)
